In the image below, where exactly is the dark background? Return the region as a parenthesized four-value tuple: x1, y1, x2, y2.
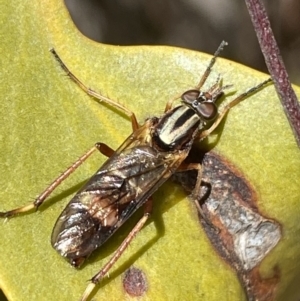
(65, 0, 300, 84)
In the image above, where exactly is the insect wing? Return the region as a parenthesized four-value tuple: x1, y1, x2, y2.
(51, 119, 187, 264)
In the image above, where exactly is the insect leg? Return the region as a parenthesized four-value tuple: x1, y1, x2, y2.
(176, 163, 216, 230)
(0, 143, 113, 218)
(198, 78, 272, 140)
(97, 142, 115, 158)
(176, 163, 206, 216)
(80, 198, 153, 301)
(50, 49, 139, 131)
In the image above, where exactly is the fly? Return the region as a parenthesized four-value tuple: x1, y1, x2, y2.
(0, 41, 272, 301)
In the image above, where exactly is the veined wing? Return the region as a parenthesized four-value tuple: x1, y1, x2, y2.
(51, 118, 189, 263)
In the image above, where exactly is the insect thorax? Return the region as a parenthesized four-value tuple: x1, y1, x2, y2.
(152, 105, 201, 151)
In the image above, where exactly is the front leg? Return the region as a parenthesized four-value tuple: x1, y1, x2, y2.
(198, 78, 272, 140)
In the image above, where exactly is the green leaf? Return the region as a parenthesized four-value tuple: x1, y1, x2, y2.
(1, 1, 300, 301)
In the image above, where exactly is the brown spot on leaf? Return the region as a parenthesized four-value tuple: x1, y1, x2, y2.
(122, 266, 148, 297)
(173, 151, 281, 301)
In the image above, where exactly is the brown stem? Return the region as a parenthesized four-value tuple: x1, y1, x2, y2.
(245, 0, 300, 148)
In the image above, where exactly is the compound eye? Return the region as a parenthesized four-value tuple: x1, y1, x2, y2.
(197, 102, 217, 121)
(181, 89, 200, 103)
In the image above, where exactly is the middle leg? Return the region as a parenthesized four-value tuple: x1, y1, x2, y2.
(0, 142, 115, 218)
(176, 162, 215, 229)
